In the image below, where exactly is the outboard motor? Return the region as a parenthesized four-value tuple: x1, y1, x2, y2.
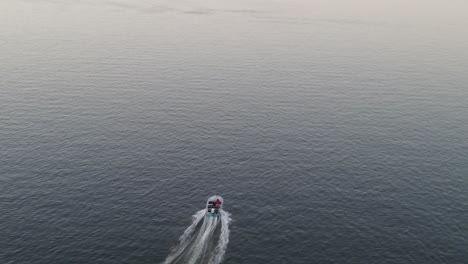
(206, 195, 223, 217)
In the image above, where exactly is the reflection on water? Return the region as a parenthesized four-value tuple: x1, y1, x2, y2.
(1, 0, 468, 263)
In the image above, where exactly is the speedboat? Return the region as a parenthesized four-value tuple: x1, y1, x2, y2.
(206, 195, 223, 217)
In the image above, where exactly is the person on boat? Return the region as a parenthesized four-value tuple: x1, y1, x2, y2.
(215, 199, 222, 207)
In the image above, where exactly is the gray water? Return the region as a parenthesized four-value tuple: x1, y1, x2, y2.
(1, 0, 468, 263)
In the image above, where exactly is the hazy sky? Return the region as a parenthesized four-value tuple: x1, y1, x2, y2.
(1, 0, 467, 65)
(3, 0, 468, 22)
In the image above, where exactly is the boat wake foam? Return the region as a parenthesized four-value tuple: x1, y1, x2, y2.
(162, 209, 231, 264)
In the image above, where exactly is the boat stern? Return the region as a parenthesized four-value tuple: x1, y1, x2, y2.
(206, 195, 223, 217)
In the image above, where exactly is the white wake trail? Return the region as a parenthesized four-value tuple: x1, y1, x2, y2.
(163, 209, 206, 264)
(187, 216, 218, 264)
(209, 210, 231, 264)
(162, 209, 231, 264)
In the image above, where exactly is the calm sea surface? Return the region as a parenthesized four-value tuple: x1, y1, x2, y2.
(1, 0, 468, 263)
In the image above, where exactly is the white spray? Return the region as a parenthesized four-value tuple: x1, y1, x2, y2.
(163, 210, 206, 264)
(208, 210, 231, 264)
(162, 207, 231, 264)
